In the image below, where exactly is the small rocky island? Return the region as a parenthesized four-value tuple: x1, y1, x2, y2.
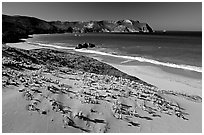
(75, 43, 96, 49)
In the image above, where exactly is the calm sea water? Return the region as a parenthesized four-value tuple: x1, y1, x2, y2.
(27, 31, 202, 72)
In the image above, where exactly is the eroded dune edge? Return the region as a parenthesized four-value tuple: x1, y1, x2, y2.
(2, 44, 202, 133)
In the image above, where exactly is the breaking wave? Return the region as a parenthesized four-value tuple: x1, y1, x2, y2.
(30, 42, 202, 73)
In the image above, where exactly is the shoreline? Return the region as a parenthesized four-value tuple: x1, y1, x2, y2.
(89, 55, 202, 97)
(6, 41, 202, 96)
(9, 38, 202, 73)
(3, 42, 202, 133)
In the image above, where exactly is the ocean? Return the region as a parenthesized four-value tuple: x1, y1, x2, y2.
(26, 31, 202, 73)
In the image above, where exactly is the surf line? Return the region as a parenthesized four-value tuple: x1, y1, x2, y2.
(74, 48, 202, 73)
(31, 42, 202, 73)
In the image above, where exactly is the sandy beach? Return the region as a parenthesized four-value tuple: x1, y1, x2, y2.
(2, 42, 202, 133)
(98, 57, 202, 97)
(90, 53, 202, 133)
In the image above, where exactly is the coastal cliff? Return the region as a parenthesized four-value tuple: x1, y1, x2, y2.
(2, 14, 153, 43)
(50, 19, 153, 33)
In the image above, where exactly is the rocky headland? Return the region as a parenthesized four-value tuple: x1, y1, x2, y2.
(2, 14, 153, 43)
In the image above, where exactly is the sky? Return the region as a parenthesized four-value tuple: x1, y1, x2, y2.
(2, 2, 202, 31)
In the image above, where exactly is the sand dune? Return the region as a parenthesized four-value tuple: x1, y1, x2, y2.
(2, 43, 202, 133)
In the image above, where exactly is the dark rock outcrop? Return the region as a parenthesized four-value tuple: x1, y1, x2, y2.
(75, 43, 96, 49)
(88, 43, 96, 48)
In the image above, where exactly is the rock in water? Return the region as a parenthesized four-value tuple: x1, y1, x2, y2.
(75, 42, 96, 49)
(88, 43, 95, 48)
(83, 43, 89, 48)
(75, 44, 83, 49)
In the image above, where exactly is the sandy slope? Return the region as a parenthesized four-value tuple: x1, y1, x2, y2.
(3, 69, 202, 133)
(3, 42, 202, 133)
(107, 63, 202, 97)
(100, 61, 202, 132)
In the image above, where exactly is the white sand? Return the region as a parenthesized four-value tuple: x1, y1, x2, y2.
(102, 62, 202, 132)
(107, 63, 202, 97)
(6, 42, 45, 50)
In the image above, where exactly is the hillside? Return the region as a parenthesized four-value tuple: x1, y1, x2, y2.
(2, 14, 153, 43)
(50, 19, 153, 33)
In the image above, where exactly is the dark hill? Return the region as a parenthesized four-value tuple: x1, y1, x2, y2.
(2, 14, 153, 43)
(2, 15, 58, 43)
